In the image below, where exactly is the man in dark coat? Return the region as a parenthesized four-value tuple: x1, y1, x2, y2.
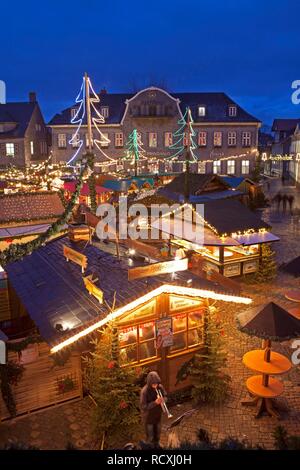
(140, 371, 167, 448)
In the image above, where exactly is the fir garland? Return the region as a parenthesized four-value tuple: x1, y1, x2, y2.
(0, 160, 88, 267)
(7, 334, 43, 353)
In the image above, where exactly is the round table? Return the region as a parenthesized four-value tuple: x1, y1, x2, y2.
(284, 290, 300, 302)
(243, 350, 292, 375)
(242, 348, 292, 419)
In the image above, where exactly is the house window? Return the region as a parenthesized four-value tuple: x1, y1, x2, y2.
(168, 310, 204, 355)
(71, 133, 80, 148)
(115, 132, 124, 147)
(227, 160, 235, 175)
(227, 131, 237, 146)
(213, 131, 222, 147)
(35, 123, 41, 131)
(242, 132, 251, 147)
(30, 141, 34, 155)
(5, 143, 15, 157)
(213, 160, 221, 174)
(164, 132, 173, 147)
(58, 134, 67, 148)
(241, 160, 250, 174)
(119, 321, 157, 365)
(71, 108, 77, 119)
(149, 132, 157, 148)
(100, 132, 109, 147)
(228, 105, 237, 117)
(198, 161, 206, 174)
(101, 106, 109, 118)
(40, 141, 47, 155)
(198, 131, 207, 147)
(198, 106, 206, 117)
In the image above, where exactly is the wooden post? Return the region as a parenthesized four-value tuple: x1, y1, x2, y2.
(219, 246, 225, 275)
(84, 72, 93, 153)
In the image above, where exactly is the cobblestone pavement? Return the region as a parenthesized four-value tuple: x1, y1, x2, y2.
(0, 178, 300, 450)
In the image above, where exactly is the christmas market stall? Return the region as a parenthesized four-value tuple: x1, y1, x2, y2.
(0, 233, 252, 418)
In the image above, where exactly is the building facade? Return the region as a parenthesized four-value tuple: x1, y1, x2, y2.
(0, 92, 49, 168)
(48, 87, 261, 176)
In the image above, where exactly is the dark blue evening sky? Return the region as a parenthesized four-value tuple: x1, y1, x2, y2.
(1, 0, 300, 126)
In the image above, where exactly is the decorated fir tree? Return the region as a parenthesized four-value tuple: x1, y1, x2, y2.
(167, 107, 198, 199)
(83, 322, 141, 448)
(122, 129, 146, 176)
(254, 243, 277, 283)
(176, 301, 230, 404)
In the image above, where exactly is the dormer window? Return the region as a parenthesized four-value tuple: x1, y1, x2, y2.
(101, 106, 109, 118)
(198, 106, 206, 117)
(228, 105, 237, 117)
(71, 108, 77, 119)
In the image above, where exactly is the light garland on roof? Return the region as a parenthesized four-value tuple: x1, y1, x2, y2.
(50, 283, 252, 353)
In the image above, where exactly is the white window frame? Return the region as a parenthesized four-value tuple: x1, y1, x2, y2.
(100, 132, 109, 148)
(58, 133, 67, 148)
(30, 141, 34, 156)
(6, 143, 15, 157)
(228, 105, 237, 117)
(71, 133, 80, 148)
(114, 132, 124, 147)
(149, 132, 157, 148)
(198, 161, 206, 174)
(227, 160, 235, 175)
(213, 131, 222, 147)
(164, 132, 173, 147)
(198, 131, 207, 147)
(242, 132, 251, 147)
(227, 131, 237, 147)
(213, 160, 221, 174)
(241, 160, 250, 175)
(198, 106, 206, 117)
(71, 108, 77, 119)
(101, 106, 109, 118)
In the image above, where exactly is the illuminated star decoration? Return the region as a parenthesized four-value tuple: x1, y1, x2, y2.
(167, 107, 198, 163)
(67, 76, 113, 166)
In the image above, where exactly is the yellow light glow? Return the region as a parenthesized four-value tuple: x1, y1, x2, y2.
(50, 284, 252, 354)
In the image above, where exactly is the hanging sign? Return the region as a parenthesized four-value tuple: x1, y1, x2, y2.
(63, 245, 88, 273)
(128, 257, 188, 281)
(155, 317, 173, 349)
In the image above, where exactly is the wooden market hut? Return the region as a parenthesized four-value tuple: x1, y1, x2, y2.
(0, 235, 251, 418)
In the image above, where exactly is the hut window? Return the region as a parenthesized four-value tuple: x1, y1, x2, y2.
(139, 321, 157, 361)
(119, 326, 138, 364)
(169, 310, 204, 354)
(119, 322, 157, 364)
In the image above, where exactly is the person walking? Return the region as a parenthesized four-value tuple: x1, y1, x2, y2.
(288, 195, 295, 214)
(282, 194, 288, 213)
(140, 371, 167, 449)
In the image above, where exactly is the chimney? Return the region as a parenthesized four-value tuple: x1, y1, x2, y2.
(29, 91, 37, 103)
(100, 88, 107, 95)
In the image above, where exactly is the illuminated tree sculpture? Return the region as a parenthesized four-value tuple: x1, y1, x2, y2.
(168, 107, 198, 199)
(67, 73, 115, 213)
(122, 129, 146, 176)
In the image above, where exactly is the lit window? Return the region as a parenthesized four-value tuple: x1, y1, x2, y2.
(198, 106, 206, 117)
(213, 160, 221, 174)
(6, 143, 14, 157)
(149, 132, 157, 148)
(213, 131, 222, 147)
(100, 132, 109, 148)
(101, 106, 109, 118)
(30, 141, 34, 155)
(115, 132, 124, 147)
(35, 124, 41, 131)
(168, 310, 204, 355)
(164, 132, 173, 147)
(58, 133, 66, 148)
(71, 108, 77, 119)
(227, 131, 237, 146)
(40, 141, 47, 155)
(198, 161, 206, 174)
(227, 160, 235, 175)
(228, 105, 237, 117)
(71, 133, 80, 148)
(198, 131, 207, 147)
(242, 132, 251, 147)
(241, 160, 250, 174)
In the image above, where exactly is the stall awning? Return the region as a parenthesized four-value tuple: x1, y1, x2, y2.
(232, 231, 280, 246)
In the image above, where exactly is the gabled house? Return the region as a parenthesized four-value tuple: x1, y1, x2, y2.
(0, 92, 49, 168)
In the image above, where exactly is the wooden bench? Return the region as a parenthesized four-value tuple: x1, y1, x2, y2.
(83, 274, 103, 304)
